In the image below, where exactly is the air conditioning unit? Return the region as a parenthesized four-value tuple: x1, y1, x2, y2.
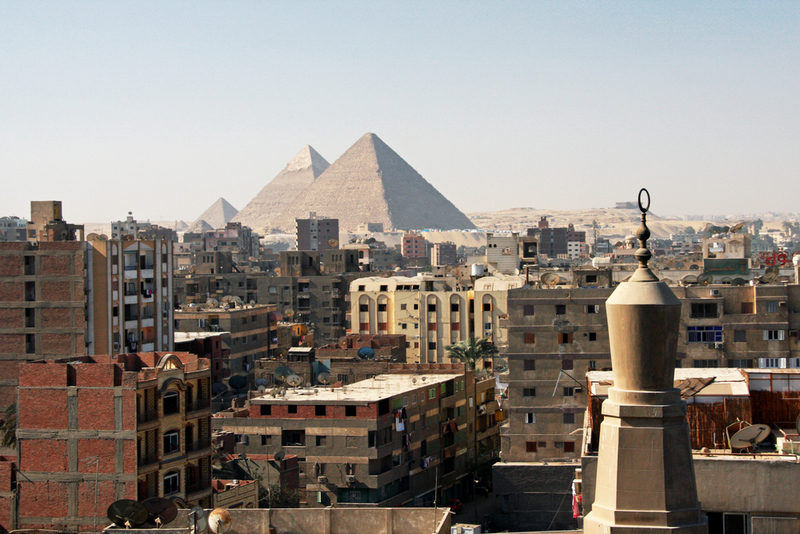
(714, 342, 724, 349)
(710, 289, 721, 296)
(317, 475, 328, 483)
(345, 475, 356, 483)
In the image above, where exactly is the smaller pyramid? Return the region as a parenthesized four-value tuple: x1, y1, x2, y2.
(191, 198, 238, 230)
(185, 219, 214, 233)
(232, 146, 329, 233)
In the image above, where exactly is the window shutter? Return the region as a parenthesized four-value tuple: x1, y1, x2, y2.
(763, 330, 769, 341)
(780, 330, 786, 341)
(758, 358, 767, 367)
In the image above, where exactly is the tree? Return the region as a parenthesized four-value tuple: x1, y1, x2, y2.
(263, 483, 303, 508)
(445, 337, 499, 371)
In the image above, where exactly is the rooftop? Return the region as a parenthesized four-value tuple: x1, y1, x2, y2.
(251, 373, 463, 405)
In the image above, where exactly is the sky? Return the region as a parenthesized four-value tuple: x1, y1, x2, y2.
(1, 1, 798, 224)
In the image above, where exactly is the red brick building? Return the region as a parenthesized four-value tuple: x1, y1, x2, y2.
(15, 352, 212, 532)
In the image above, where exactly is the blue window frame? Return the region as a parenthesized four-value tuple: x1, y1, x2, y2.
(687, 326, 722, 343)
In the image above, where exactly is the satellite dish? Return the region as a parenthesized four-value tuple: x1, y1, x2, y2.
(286, 374, 303, 387)
(207, 298, 219, 307)
(228, 375, 248, 391)
(221, 295, 234, 303)
(761, 265, 780, 284)
(795, 413, 800, 436)
(729, 424, 771, 450)
(107, 499, 149, 529)
(328, 239, 339, 247)
(697, 274, 713, 286)
(189, 505, 208, 533)
(274, 450, 286, 462)
(274, 366, 293, 381)
(541, 272, 560, 288)
(258, 385, 266, 393)
(493, 358, 509, 373)
(255, 378, 269, 387)
(357, 347, 375, 359)
(208, 508, 233, 534)
(284, 309, 295, 318)
(141, 497, 178, 526)
(318, 372, 331, 385)
(211, 382, 228, 396)
(731, 277, 746, 286)
(730, 221, 747, 233)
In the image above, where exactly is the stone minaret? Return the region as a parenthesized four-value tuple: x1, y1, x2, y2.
(583, 190, 708, 534)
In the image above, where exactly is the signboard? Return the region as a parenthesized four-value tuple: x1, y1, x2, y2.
(703, 258, 749, 276)
(759, 251, 794, 266)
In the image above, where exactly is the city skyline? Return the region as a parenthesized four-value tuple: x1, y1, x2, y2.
(2, 1, 798, 222)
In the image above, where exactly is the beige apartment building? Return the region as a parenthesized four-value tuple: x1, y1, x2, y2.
(349, 273, 525, 363)
(500, 280, 800, 463)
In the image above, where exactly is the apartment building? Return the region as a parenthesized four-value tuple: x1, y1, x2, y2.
(15, 352, 213, 532)
(431, 242, 457, 267)
(174, 304, 277, 385)
(296, 213, 339, 252)
(212, 364, 499, 508)
(349, 273, 525, 363)
(0, 216, 26, 242)
(500, 280, 800, 463)
(111, 212, 176, 241)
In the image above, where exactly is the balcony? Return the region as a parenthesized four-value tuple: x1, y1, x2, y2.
(186, 479, 213, 501)
(138, 455, 159, 474)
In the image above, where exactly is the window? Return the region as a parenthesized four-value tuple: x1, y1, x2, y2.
(524, 333, 536, 344)
(413, 304, 418, 310)
(401, 323, 407, 330)
(378, 303, 387, 312)
(586, 274, 597, 284)
(379, 285, 388, 292)
(523, 388, 536, 397)
(164, 471, 180, 494)
(760, 358, 785, 368)
(260, 405, 272, 416)
(525, 413, 536, 424)
(359, 322, 369, 332)
(524, 360, 535, 371)
(428, 341, 436, 350)
(558, 333, 573, 344)
(316, 436, 327, 447)
(288, 405, 297, 414)
(563, 387, 574, 397)
(741, 302, 754, 314)
(764, 330, 785, 341)
(588, 332, 597, 341)
(555, 305, 566, 315)
(483, 303, 492, 311)
(359, 304, 368, 312)
(483, 322, 492, 331)
(732, 330, 746, 343)
(378, 322, 388, 331)
(585, 305, 599, 314)
(358, 285, 365, 291)
(345, 405, 357, 417)
(163, 391, 179, 415)
(429, 387, 436, 400)
(163, 430, 179, 454)
(766, 301, 779, 313)
(728, 359, 754, 368)
(400, 303, 407, 310)
(693, 359, 719, 368)
(562, 359, 573, 370)
(526, 441, 537, 453)
(563, 441, 575, 453)
(451, 303, 459, 312)
(315, 405, 327, 416)
(428, 323, 437, 331)
(261, 435, 271, 446)
(523, 305, 535, 316)
(687, 326, 722, 343)
(25, 334, 35, 354)
(690, 302, 717, 318)
(563, 413, 575, 424)
(427, 304, 436, 312)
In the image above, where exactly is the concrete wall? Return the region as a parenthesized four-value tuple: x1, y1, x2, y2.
(491, 462, 578, 532)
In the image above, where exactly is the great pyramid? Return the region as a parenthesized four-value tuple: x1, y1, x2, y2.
(269, 133, 475, 233)
(190, 197, 238, 230)
(232, 145, 330, 233)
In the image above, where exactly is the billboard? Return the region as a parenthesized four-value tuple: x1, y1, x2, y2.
(703, 258, 750, 276)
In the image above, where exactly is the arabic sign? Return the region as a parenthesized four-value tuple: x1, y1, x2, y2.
(759, 251, 793, 266)
(704, 258, 749, 276)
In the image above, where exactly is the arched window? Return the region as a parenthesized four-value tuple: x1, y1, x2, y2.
(164, 471, 180, 495)
(163, 430, 180, 455)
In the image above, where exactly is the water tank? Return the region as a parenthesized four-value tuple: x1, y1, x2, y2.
(471, 264, 485, 277)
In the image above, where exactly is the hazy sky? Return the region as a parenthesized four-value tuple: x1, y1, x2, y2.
(2, 1, 798, 223)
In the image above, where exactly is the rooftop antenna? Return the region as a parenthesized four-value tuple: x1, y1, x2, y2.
(188, 505, 207, 534)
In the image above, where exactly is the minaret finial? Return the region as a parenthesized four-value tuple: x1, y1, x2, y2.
(630, 188, 658, 282)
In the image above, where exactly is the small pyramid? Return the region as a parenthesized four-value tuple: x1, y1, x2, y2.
(191, 198, 238, 230)
(232, 146, 329, 233)
(185, 219, 214, 233)
(270, 133, 475, 232)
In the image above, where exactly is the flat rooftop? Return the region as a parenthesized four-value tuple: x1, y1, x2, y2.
(251, 373, 463, 405)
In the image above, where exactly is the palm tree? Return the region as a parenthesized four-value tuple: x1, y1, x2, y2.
(445, 336, 499, 371)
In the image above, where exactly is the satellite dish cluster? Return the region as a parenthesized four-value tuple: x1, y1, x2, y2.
(107, 499, 235, 532)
